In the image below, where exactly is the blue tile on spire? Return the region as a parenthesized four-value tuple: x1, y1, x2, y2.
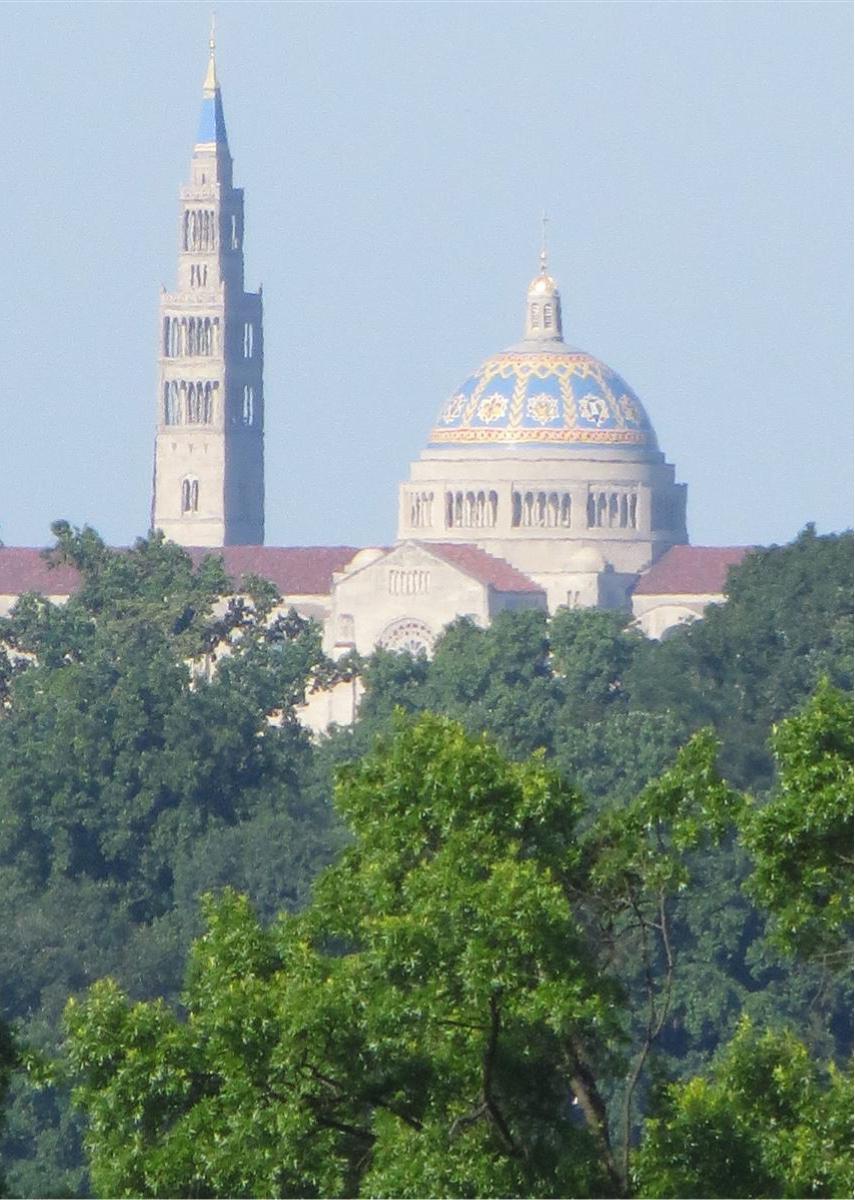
(197, 91, 228, 145)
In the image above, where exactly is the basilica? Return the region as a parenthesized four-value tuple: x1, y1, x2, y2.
(0, 40, 749, 726)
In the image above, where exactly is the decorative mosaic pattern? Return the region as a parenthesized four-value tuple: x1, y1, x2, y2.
(478, 393, 508, 424)
(428, 349, 657, 449)
(527, 393, 559, 425)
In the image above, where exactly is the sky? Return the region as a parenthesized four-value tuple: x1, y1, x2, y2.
(0, 1, 851, 551)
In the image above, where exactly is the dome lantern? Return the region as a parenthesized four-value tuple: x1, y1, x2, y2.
(525, 218, 563, 342)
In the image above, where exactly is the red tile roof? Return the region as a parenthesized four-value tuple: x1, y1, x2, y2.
(0, 546, 360, 600)
(186, 546, 359, 596)
(0, 548, 82, 595)
(632, 545, 753, 597)
(425, 543, 543, 593)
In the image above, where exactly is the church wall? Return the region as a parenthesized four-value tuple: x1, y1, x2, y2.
(327, 544, 492, 656)
(631, 592, 722, 639)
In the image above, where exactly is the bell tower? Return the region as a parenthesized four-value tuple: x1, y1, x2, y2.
(152, 31, 264, 546)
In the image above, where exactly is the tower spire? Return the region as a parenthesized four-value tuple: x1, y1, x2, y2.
(524, 219, 563, 342)
(153, 35, 265, 548)
(197, 18, 228, 148)
(203, 13, 218, 94)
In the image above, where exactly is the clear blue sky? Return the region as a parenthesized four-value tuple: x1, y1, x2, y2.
(1, 1, 851, 550)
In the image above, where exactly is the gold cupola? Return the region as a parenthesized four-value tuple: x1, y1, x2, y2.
(525, 244, 563, 342)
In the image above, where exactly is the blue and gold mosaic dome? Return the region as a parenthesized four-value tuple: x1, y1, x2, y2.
(428, 267, 659, 452)
(429, 344, 658, 451)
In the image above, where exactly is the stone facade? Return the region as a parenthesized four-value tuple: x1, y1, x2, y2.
(152, 40, 264, 547)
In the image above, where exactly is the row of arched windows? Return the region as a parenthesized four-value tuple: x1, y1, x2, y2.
(163, 380, 219, 425)
(529, 302, 556, 331)
(388, 569, 430, 596)
(512, 490, 572, 528)
(445, 490, 498, 529)
(183, 209, 217, 252)
(587, 491, 638, 529)
(408, 491, 434, 528)
(163, 316, 220, 357)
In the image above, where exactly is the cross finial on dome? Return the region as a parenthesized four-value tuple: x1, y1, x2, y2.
(540, 210, 549, 274)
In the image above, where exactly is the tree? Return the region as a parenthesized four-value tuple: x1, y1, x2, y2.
(0, 1016, 16, 1196)
(549, 607, 643, 726)
(63, 714, 741, 1198)
(633, 1019, 853, 1199)
(0, 526, 344, 1196)
(741, 681, 853, 963)
(424, 611, 561, 757)
(627, 527, 853, 789)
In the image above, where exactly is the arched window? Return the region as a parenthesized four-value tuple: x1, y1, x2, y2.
(560, 494, 572, 527)
(609, 493, 619, 527)
(445, 492, 454, 528)
(587, 493, 596, 528)
(181, 477, 199, 514)
(488, 491, 498, 526)
(512, 491, 522, 527)
(547, 492, 559, 527)
(629, 494, 638, 529)
(164, 381, 181, 424)
(597, 492, 607, 527)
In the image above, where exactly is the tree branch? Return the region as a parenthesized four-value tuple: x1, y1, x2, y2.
(619, 887, 674, 1187)
(482, 994, 520, 1157)
(562, 1042, 625, 1197)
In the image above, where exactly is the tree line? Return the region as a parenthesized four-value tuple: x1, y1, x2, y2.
(0, 521, 851, 1197)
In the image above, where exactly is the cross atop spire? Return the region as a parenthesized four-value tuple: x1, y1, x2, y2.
(203, 13, 218, 94)
(196, 18, 228, 148)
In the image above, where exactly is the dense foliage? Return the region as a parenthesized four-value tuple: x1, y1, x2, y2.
(63, 703, 851, 1198)
(0, 525, 346, 1196)
(0, 523, 850, 1196)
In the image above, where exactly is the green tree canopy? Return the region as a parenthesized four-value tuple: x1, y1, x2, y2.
(634, 1019, 853, 1199)
(0, 526, 345, 1196)
(63, 713, 744, 1198)
(741, 681, 853, 962)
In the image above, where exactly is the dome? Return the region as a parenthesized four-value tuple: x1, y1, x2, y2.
(528, 271, 558, 296)
(428, 341, 659, 452)
(344, 547, 386, 572)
